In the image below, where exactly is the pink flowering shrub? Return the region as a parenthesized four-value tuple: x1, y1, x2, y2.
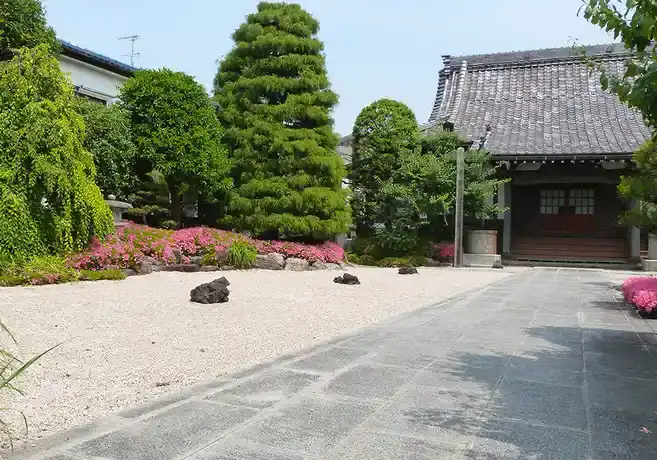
(430, 242, 455, 263)
(622, 277, 657, 313)
(254, 240, 344, 263)
(68, 223, 345, 270)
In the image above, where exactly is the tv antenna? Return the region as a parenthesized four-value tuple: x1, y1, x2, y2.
(119, 35, 140, 66)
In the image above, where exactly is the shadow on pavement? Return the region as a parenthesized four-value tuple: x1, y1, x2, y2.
(437, 321, 657, 459)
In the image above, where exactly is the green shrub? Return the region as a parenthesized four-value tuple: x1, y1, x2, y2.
(159, 220, 178, 230)
(0, 275, 23, 287)
(228, 240, 257, 269)
(0, 47, 114, 261)
(0, 255, 78, 285)
(346, 253, 360, 265)
(347, 253, 377, 266)
(409, 255, 427, 267)
(349, 237, 380, 257)
(21, 255, 78, 282)
(200, 252, 218, 266)
(74, 99, 137, 200)
(377, 257, 411, 268)
(0, 256, 127, 286)
(78, 269, 126, 281)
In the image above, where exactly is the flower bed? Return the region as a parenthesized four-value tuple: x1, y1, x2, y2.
(67, 223, 345, 271)
(429, 242, 455, 264)
(622, 276, 657, 318)
(0, 255, 126, 287)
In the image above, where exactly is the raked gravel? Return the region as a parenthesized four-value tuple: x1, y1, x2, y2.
(0, 266, 515, 444)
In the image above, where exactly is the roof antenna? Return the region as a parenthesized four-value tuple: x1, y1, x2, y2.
(118, 35, 140, 66)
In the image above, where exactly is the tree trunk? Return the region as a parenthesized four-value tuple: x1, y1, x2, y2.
(168, 179, 182, 227)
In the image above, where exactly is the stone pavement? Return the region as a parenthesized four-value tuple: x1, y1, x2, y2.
(16, 268, 657, 459)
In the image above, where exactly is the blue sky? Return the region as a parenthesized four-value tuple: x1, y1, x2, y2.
(43, 0, 612, 136)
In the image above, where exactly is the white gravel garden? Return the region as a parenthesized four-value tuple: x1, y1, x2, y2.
(0, 266, 512, 445)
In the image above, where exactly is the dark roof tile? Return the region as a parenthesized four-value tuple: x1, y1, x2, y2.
(427, 44, 651, 157)
(59, 40, 137, 77)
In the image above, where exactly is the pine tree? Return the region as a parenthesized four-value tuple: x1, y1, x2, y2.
(214, 2, 349, 241)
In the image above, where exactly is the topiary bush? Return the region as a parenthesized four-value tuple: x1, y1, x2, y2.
(0, 46, 114, 261)
(228, 240, 258, 269)
(214, 2, 349, 240)
(350, 98, 420, 237)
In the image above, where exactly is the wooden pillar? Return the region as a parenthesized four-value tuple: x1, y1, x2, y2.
(629, 199, 641, 260)
(453, 147, 465, 268)
(502, 182, 512, 256)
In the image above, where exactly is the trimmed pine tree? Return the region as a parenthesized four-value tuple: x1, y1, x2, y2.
(214, 1, 349, 241)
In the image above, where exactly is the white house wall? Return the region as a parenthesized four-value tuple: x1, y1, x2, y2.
(58, 55, 128, 101)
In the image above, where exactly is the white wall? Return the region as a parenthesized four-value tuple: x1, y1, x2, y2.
(58, 55, 128, 102)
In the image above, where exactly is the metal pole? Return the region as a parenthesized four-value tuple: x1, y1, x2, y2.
(453, 147, 465, 268)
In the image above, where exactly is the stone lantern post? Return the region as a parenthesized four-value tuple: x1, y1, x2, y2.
(105, 194, 132, 228)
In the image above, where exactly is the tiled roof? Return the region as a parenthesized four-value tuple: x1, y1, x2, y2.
(59, 40, 137, 77)
(427, 44, 652, 158)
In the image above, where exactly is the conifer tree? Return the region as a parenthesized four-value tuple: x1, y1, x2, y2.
(214, 2, 349, 240)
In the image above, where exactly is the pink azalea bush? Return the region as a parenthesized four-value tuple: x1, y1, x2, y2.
(68, 223, 345, 270)
(430, 242, 455, 263)
(622, 276, 657, 313)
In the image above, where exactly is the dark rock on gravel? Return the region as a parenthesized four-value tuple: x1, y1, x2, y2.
(398, 266, 418, 275)
(190, 277, 230, 304)
(333, 273, 360, 285)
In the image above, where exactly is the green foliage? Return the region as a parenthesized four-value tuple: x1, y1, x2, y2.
(0, 255, 75, 285)
(0, 317, 57, 449)
(350, 110, 506, 254)
(0, 0, 58, 53)
(21, 255, 77, 281)
(581, 0, 657, 129)
(228, 240, 257, 268)
(350, 99, 420, 235)
(0, 46, 114, 260)
(0, 275, 23, 286)
(120, 68, 232, 225)
(420, 135, 507, 221)
(200, 252, 219, 266)
(346, 253, 425, 267)
(619, 140, 657, 232)
(158, 219, 178, 230)
(419, 129, 464, 158)
(124, 171, 171, 226)
(214, 2, 349, 240)
(0, 255, 126, 286)
(377, 257, 411, 268)
(78, 269, 126, 281)
(74, 99, 137, 200)
(582, 2, 657, 230)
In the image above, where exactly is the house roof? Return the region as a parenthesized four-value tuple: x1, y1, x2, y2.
(59, 40, 137, 77)
(426, 43, 652, 158)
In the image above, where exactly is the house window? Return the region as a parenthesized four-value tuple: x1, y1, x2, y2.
(569, 189, 595, 215)
(77, 93, 108, 105)
(540, 189, 565, 214)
